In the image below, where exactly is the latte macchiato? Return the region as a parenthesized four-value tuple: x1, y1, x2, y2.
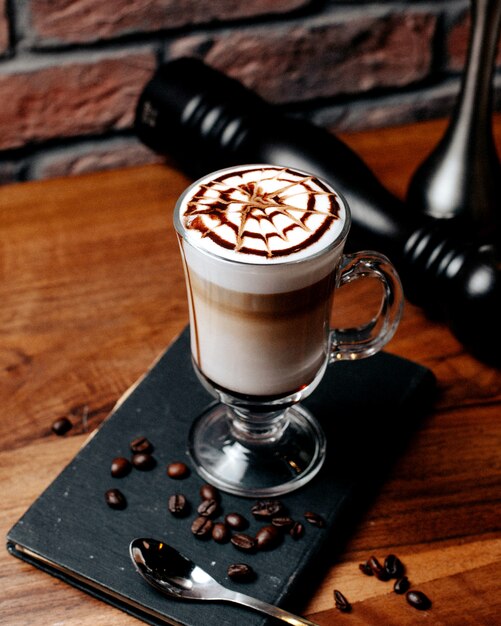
(175, 164, 403, 496)
(175, 165, 348, 397)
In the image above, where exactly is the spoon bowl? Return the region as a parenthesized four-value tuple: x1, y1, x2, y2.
(129, 537, 320, 625)
(130, 537, 227, 600)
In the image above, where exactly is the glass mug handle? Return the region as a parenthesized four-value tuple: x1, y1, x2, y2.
(330, 250, 404, 362)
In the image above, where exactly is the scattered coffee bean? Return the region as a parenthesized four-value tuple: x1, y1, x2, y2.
(359, 561, 374, 576)
(167, 461, 190, 479)
(368, 555, 390, 581)
(132, 452, 156, 471)
(394, 576, 410, 594)
(225, 512, 248, 530)
(105, 488, 126, 510)
(289, 521, 304, 540)
(111, 456, 132, 478)
(168, 494, 189, 517)
(52, 417, 72, 436)
(227, 563, 256, 582)
(191, 516, 213, 539)
(130, 436, 153, 454)
(212, 522, 230, 544)
(271, 516, 295, 530)
(384, 554, 405, 579)
(256, 525, 281, 551)
(304, 511, 325, 528)
(251, 499, 285, 520)
(406, 590, 431, 611)
(334, 589, 352, 613)
(200, 483, 220, 501)
(231, 533, 257, 553)
(197, 498, 219, 518)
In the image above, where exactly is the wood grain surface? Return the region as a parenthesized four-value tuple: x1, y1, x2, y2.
(1, 118, 500, 625)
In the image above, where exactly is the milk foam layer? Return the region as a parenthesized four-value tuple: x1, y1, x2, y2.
(178, 165, 346, 264)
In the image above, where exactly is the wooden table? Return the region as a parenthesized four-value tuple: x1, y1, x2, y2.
(1, 119, 500, 625)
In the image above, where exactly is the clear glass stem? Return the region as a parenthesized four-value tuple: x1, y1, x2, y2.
(188, 403, 326, 497)
(228, 406, 290, 446)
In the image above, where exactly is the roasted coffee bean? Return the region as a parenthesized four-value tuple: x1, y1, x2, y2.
(255, 525, 281, 550)
(384, 554, 405, 579)
(212, 522, 230, 544)
(197, 498, 219, 518)
(406, 590, 431, 610)
(130, 435, 153, 454)
(289, 521, 304, 540)
(394, 576, 410, 594)
(132, 452, 156, 471)
(167, 461, 190, 479)
(200, 483, 220, 501)
(52, 417, 72, 436)
(334, 589, 352, 613)
(359, 561, 374, 576)
(227, 563, 255, 582)
(271, 516, 294, 530)
(231, 533, 257, 553)
(111, 456, 132, 478)
(168, 494, 189, 517)
(225, 512, 248, 530)
(105, 488, 126, 510)
(251, 499, 285, 520)
(191, 516, 213, 538)
(304, 511, 325, 528)
(368, 555, 390, 581)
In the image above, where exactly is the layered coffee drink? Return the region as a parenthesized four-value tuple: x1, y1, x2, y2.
(175, 164, 402, 496)
(175, 165, 348, 398)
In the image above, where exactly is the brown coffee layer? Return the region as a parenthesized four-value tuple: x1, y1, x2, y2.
(188, 270, 336, 319)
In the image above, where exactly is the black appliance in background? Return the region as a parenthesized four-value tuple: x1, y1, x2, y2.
(134, 58, 501, 366)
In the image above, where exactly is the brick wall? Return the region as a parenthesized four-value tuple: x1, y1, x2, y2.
(0, 0, 495, 185)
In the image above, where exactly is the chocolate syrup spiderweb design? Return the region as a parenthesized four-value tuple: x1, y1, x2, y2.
(183, 167, 341, 258)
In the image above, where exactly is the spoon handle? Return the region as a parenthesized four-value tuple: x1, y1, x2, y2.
(227, 590, 320, 625)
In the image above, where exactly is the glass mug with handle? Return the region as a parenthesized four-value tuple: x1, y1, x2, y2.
(174, 164, 403, 497)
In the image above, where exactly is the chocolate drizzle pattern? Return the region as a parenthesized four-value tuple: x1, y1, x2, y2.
(182, 167, 341, 258)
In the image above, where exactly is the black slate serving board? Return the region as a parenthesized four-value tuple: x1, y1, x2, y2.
(7, 327, 435, 626)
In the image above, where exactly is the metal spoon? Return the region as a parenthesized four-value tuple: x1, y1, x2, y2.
(129, 537, 320, 626)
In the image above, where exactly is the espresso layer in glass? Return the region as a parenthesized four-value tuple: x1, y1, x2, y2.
(184, 266, 337, 397)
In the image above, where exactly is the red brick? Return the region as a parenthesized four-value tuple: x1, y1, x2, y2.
(0, 0, 9, 54)
(169, 11, 437, 103)
(0, 50, 156, 151)
(447, 10, 472, 71)
(27, 0, 309, 46)
(447, 9, 501, 72)
(31, 138, 164, 180)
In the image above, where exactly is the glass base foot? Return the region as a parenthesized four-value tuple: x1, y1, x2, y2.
(188, 403, 326, 497)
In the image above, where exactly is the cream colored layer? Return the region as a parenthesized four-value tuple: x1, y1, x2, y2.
(186, 270, 335, 397)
